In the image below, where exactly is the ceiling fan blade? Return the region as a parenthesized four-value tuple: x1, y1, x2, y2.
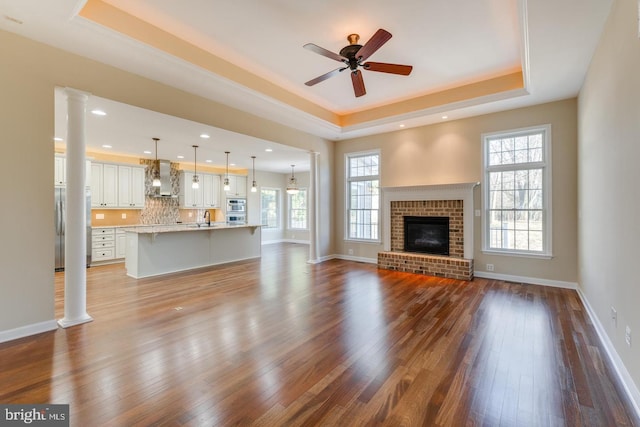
(363, 62, 413, 76)
(355, 29, 392, 62)
(305, 67, 347, 86)
(351, 70, 366, 97)
(303, 43, 347, 63)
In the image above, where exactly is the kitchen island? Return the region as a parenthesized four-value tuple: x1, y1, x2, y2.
(123, 223, 261, 278)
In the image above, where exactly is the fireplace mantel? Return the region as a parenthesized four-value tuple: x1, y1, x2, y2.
(381, 182, 479, 259)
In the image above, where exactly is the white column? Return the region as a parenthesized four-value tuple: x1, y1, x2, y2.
(58, 88, 93, 328)
(308, 151, 320, 263)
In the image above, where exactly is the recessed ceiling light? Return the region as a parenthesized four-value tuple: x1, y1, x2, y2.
(230, 163, 236, 166)
(200, 134, 210, 139)
(399, 124, 405, 128)
(265, 148, 273, 152)
(205, 159, 212, 163)
(442, 115, 448, 119)
(53, 137, 63, 142)
(143, 150, 152, 154)
(177, 155, 184, 159)
(91, 109, 107, 116)
(102, 144, 112, 149)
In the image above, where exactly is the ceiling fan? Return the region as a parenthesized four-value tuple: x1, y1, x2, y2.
(303, 28, 413, 98)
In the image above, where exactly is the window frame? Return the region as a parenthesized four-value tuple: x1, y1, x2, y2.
(481, 124, 553, 259)
(260, 187, 281, 230)
(344, 149, 381, 243)
(287, 188, 308, 230)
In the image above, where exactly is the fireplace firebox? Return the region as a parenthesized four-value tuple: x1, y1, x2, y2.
(403, 216, 449, 255)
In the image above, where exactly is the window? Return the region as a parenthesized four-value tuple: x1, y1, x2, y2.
(482, 125, 552, 257)
(346, 151, 380, 241)
(288, 189, 307, 230)
(261, 188, 280, 229)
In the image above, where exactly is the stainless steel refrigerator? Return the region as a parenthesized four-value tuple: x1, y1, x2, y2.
(54, 187, 92, 271)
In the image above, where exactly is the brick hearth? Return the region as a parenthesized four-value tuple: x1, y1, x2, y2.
(378, 196, 474, 281)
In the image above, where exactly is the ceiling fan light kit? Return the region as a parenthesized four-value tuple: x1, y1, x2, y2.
(304, 28, 412, 97)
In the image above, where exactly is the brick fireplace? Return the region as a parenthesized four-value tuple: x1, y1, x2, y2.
(378, 183, 478, 281)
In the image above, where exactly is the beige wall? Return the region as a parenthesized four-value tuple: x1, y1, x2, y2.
(0, 39, 56, 333)
(0, 29, 333, 336)
(334, 99, 578, 284)
(578, 0, 640, 395)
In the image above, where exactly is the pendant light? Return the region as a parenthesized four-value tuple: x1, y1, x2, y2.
(191, 145, 199, 189)
(152, 137, 161, 187)
(251, 156, 258, 193)
(223, 151, 231, 191)
(286, 164, 299, 194)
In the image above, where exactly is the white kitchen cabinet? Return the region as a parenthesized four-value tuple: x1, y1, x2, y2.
(54, 157, 92, 187)
(203, 174, 221, 208)
(118, 165, 145, 208)
(91, 163, 118, 207)
(180, 171, 204, 208)
(54, 156, 65, 186)
(92, 227, 115, 262)
(115, 228, 126, 259)
(225, 175, 247, 198)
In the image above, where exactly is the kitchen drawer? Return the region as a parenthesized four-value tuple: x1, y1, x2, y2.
(93, 228, 115, 235)
(92, 240, 115, 249)
(92, 248, 115, 261)
(92, 233, 115, 243)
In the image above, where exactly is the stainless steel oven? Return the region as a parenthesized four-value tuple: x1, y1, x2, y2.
(226, 214, 246, 225)
(226, 198, 246, 224)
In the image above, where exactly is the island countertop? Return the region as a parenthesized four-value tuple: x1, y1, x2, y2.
(121, 223, 261, 234)
(124, 223, 262, 278)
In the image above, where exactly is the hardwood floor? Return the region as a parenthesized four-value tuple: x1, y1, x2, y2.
(0, 243, 637, 426)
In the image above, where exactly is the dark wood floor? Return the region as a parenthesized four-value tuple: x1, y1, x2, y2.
(0, 243, 637, 426)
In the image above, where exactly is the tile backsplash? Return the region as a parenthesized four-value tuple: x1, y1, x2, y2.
(89, 159, 222, 226)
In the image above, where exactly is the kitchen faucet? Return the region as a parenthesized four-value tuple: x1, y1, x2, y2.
(204, 210, 211, 226)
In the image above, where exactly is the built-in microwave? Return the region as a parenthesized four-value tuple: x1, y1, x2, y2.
(227, 198, 246, 213)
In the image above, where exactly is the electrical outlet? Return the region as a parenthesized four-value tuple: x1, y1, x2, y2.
(486, 263, 494, 272)
(121, 213, 127, 219)
(348, 248, 354, 255)
(625, 326, 632, 347)
(475, 209, 481, 217)
(611, 307, 617, 327)
(95, 213, 104, 220)
(188, 212, 193, 218)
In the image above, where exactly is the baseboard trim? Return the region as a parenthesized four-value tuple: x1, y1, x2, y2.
(0, 319, 58, 344)
(262, 239, 310, 245)
(474, 271, 577, 289)
(576, 288, 640, 419)
(333, 254, 377, 264)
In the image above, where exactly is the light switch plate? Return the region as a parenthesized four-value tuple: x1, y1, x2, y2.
(96, 213, 104, 220)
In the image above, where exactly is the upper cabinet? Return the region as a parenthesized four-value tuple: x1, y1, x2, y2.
(91, 162, 145, 209)
(118, 165, 145, 208)
(180, 171, 204, 208)
(180, 171, 221, 208)
(225, 175, 247, 198)
(203, 174, 221, 208)
(54, 155, 92, 187)
(91, 163, 118, 208)
(54, 156, 65, 186)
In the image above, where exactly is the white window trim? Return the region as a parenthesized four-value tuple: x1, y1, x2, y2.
(287, 187, 308, 231)
(261, 187, 281, 230)
(344, 149, 381, 243)
(481, 124, 553, 259)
